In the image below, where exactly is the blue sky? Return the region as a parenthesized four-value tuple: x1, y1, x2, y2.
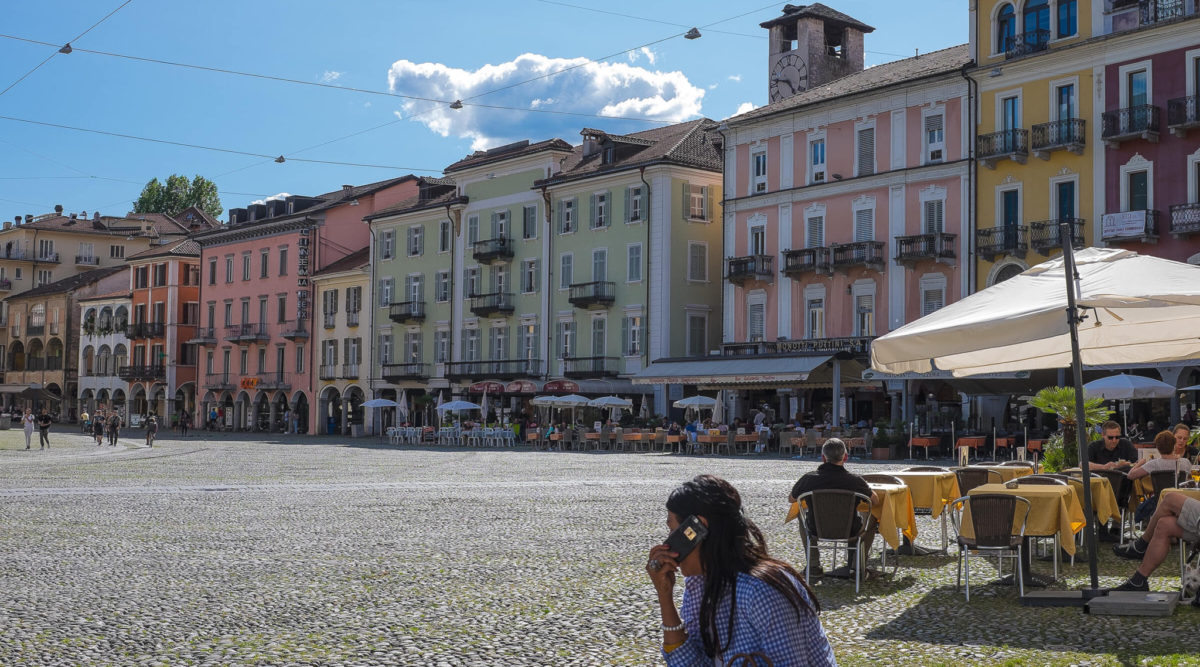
(0, 1, 967, 218)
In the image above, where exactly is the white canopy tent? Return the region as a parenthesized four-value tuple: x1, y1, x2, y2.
(1083, 374, 1177, 434)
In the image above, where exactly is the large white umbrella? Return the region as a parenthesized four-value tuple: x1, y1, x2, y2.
(587, 396, 633, 408)
(711, 390, 725, 424)
(437, 400, 481, 412)
(362, 398, 400, 408)
(555, 394, 590, 407)
(397, 390, 409, 422)
(673, 395, 717, 409)
(480, 387, 490, 422)
(872, 245, 1200, 597)
(640, 397, 651, 420)
(1084, 374, 1176, 435)
(530, 395, 562, 407)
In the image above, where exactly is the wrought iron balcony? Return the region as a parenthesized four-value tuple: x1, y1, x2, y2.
(721, 336, 875, 356)
(568, 281, 616, 309)
(1102, 105, 1160, 146)
(977, 129, 1028, 167)
(347, 311, 360, 327)
(225, 323, 270, 343)
(976, 226, 1028, 261)
(36, 252, 60, 263)
(203, 373, 235, 391)
(127, 322, 165, 339)
(75, 255, 99, 266)
(1030, 219, 1085, 254)
(781, 248, 830, 277)
(0, 278, 10, 291)
(188, 327, 217, 344)
(895, 233, 957, 265)
(26, 324, 45, 336)
(830, 241, 885, 272)
(1032, 119, 1086, 157)
(1101, 209, 1159, 243)
(257, 372, 292, 391)
(119, 364, 166, 380)
(323, 314, 336, 329)
(389, 300, 426, 323)
(468, 292, 515, 317)
(1139, 0, 1187, 25)
(318, 365, 338, 381)
(726, 255, 773, 285)
(341, 364, 360, 380)
(1167, 95, 1200, 136)
(445, 358, 542, 380)
(382, 362, 430, 382)
(563, 356, 619, 379)
(280, 320, 309, 340)
(1002, 29, 1049, 59)
(1169, 203, 1200, 237)
(472, 236, 514, 263)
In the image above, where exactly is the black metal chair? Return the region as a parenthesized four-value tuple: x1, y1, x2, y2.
(1090, 468, 1133, 544)
(949, 493, 1031, 601)
(956, 468, 1002, 496)
(1004, 474, 1069, 488)
(998, 460, 1037, 469)
(1150, 469, 1188, 496)
(795, 489, 873, 593)
(862, 473, 904, 486)
(903, 465, 951, 473)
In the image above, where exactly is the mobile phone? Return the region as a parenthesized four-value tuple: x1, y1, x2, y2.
(664, 515, 708, 562)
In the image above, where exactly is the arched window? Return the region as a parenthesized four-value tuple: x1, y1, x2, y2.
(997, 4, 1016, 53)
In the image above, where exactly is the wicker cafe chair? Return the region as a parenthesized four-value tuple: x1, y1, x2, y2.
(955, 468, 1001, 496)
(795, 489, 873, 593)
(1004, 474, 1069, 488)
(902, 465, 951, 473)
(1150, 469, 1188, 497)
(949, 494, 1031, 601)
(998, 460, 1037, 469)
(861, 473, 905, 486)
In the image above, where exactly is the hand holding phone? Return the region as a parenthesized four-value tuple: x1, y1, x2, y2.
(664, 515, 708, 564)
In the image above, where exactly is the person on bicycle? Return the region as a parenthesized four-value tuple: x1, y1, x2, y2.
(145, 414, 158, 448)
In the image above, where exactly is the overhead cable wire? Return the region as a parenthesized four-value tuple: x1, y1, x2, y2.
(533, 0, 762, 38)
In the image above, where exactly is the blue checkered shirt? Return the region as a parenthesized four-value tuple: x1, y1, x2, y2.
(663, 572, 836, 666)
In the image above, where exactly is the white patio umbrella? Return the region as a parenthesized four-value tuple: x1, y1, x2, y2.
(1180, 384, 1200, 392)
(530, 395, 562, 406)
(871, 245, 1200, 596)
(1084, 374, 1176, 435)
(587, 396, 633, 408)
(711, 390, 725, 425)
(556, 394, 591, 407)
(640, 397, 650, 420)
(397, 390, 409, 422)
(673, 395, 717, 409)
(362, 398, 400, 408)
(480, 387, 490, 423)
(437, 400, 481, 412)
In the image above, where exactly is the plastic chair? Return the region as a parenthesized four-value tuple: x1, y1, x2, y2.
(795, 489, 873, 593)
(779, 432, 799, 456)
(949, 494, 1031, 601)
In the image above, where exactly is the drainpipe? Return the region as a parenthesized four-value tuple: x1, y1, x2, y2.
(445, 202, 460, 384)
(639, 166, 652, 373)
(540, 186, 553, 382)
(366, 220, 378, 432)
(961, 61, 978, 296)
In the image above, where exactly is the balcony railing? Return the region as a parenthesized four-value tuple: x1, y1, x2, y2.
(895, 233, 957, 265)
(188, 327, 217, 344)
(722, 336, 875, 357)
(382, 362, 430, 382)
(563, 356, 619, 379)
(1169, 203, 1200, 237)
(203, 373, 235, 390)
(568, 281, 616, 309)
(341, 364, 360, 379)
(1030, 219, 1086, 254)
(389, 300, 426, 323)
(726, 255, 774, 285)
(0, 278, 10, 291)
(1140, 0, 1186, 25)
(46, 357, 63, 371)
(830, 241, 885, 271)
(319, 365, 338, 381)
(977, 129, 1028, 167)
(1032, 119, 1086, 157)
(118, 364, 166, 380)
(280, 320, 309, 340)
(26, 324, 45, 336)
(347, 311, 360, 327)
(1101, 209, 1159, 243)
(1167, 95, 1200, 135)
(225, 323, 269, 343)
(976, 226, 1028, 260)
(257, 372, 291, 391)
(781, 247, 830, 277)
(445, 359, 542, 380)
(75, 255, 99, 266)
(1002, 29, 1049, 59)
(27, 357, 45, 371)
(127, 322, 165, 339)
(468, 292, 515, 317)
(472, 236, 514, 263)
(323, 314, 336, 329)
(1, 249, 27, 260)
(36, 252, 60, 263)
(1102, 105, 1160, 146)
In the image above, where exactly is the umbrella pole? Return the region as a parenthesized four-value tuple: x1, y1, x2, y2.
(1060, 223, 1101, 595)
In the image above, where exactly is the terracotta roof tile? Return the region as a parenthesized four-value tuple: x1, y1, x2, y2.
(444, 138, 574, 173)
(6, 266, 126, 300)
(535, 119, 722, 187)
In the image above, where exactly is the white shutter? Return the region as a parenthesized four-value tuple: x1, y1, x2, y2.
(748, 304, 765, 341)
(854, 208, 874, 242)
(856, 128, 875, 176)
(922, 288, 945, 316)
(806, 216, 824, 248)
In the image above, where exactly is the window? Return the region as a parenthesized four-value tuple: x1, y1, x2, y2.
(1056, 181, 1076, 220)
(922, 286, 945, 316)
(464, 267, 480, 296)
(464, 329, 480, 361)
(521, 259, 539, 293)
(134, 267, 149, 289)
(490, 326, 509, 360)
(925, 114, 944, 163)
(923, 199, 944, 234)
(626, 186, 643, 223)
(439, 220, 452, 251)
(806, 215, 824, 248)
(241, 254, 250, 281)
(557, 320, 576, 358)
(590, 192, 609, 229)
(435, 271, 451, 302)
(182, 303, 199, 325)
(296, 344, 305, 374)
(522, 206, 537, 240)
(490, 210, 508, 239)
(379, 334, 393, 365)
(810, 139, 826, 183)
(260, 250, 269, 278)
(1056, 84, 1075, 121)
(381, 230, 395, 260)
(207, 303, 215, 329)
(806, 298, 825, 339)
(590, 318, 606, 355)
(686, 314, 707, 357)
(277, 295, 287, 322)
(687, 243, 707, 282)
(278, 248, 288, 276)
(856, 127, 875, 177)
(223, 302, 232, 326)
(78, 242, 94, 261)
(434, 330, 449, 363)
(558, 198, 576, 234)
(240, 300, 250, 325)
(627, 244, 642, 282)
(750, 225, 766, 255)
(205, 351, 213, 374)
(854, 207, 874, 242)
(622, 315, 642, 356)
(222, 349, 230, 374)
(1024, 0, 1050, 44)
(257, 347, 266, 373)
(185, 265, 200, 286)
(347, 286, 362, 314)
(1054, 0, 1077, 37)
(154, 263, 168, 286)
(1128, 171, 1149, 211)
(520, 323, 539, 360)
(685, 184, 709, 221)
(1127, 69, 1147, 108)
(403, 332, 421, 363)
(322, 340, 337, 368)
(491, 265, 507, 295)
(997, 3, 1016, 53)
(559, 254, 573, 289)
(592, 249, 607, 282)
(751, 151, 767, 194)
(36, 269, 51, 287)
(407, 225, 423, 256)
(109, 245, 124, 259)
(747, 302, 765, 342)
(404, 275, 423, 305)
(855, 294, 875, 336)
(467, 215, 479, 245)
(208, 258, 217, 285)
(38, 239, 54, 260)
(239, 349, 248, 374)
(378, 278, 393, 307)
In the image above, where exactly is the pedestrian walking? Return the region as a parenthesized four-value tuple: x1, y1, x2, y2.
(145, 415, 158, 448)
(92, 409, 106, 446)
(22, 408, 35, 449)
(80, 409, 90, 434)
(107, 411, 121, 446)
(180, 410, 191, 437)
(36, 409, 52, 449)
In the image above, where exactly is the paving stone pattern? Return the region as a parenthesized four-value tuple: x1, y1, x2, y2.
(0, 429, 1197, 666)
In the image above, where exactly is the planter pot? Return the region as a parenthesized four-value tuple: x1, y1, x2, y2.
(872, 447, 890, 460)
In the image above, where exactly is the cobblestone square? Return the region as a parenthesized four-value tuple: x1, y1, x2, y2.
(1, 429, 1197, 666)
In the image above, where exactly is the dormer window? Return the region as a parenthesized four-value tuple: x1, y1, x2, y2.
(603, 146, 615, 164)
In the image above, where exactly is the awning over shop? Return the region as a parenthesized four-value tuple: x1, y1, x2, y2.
(861, 369, 1031, 381)
(570, 378, 653, 395)
(632, 355, 835, 388)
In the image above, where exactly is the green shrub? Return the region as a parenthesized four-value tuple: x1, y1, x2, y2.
(1041, 433, 1066, 473)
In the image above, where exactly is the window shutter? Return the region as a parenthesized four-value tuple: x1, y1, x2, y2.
(356, 338, 362, 364)
(621, 317, 630, 356)
(533, 260, 540, 292)
(532, 324, 540, 359)
(589, 194, 598, 228)
(807, 216, 824, 248)
(333, 289, 339, 313)
(624, 188, 632, 223)
(570, 322, 577, 356)
(681, 182, 691, 218)
(555, 201, 563, 234)
(854, 209, 873, 242)
(857, 128, 875, 176)
(505, 209, 513, 237)
(748, 304, 765, 341)
(922, 288, 944, 316)
(705, 186, 713, 221)
(605, 190, 613, 226)
(924, 200, 944, 234)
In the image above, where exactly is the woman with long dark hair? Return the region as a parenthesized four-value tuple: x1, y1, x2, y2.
(646, 474, 835, 666)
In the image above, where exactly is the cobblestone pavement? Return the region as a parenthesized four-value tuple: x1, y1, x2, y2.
(1, 428, 1197, 666)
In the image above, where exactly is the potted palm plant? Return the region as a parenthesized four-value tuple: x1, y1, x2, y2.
(1026, 386, 1112, 469)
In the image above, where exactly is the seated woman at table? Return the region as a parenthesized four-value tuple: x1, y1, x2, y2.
(1173, 423, 1198, 461)
(646, 475, 836, 666)
(1128, 431, 1193, 481)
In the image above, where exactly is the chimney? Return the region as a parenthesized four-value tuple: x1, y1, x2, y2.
(24, 215, 33, 224)
(70, 213, 77, 220)
(80, 210, 87, 218)
(93, 211, 100, 220)
(2, 221, 9, 231)
(342, 185, 353, 195)
(54, 204, 63, 215)
(13, 215, 20, 226)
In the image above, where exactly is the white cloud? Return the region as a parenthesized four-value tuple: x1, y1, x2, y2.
(320, 70, 342, 83)
(250, 192, 291, 205)
(728, 74, 742, 82)
(734, 101, 757, 116)
(708, 83, 718, 90)
(363, 101, 372, 108)
(387, 53, 705, 151)
(626, 47, 657, 65)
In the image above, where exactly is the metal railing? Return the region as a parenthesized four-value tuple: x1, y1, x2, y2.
(721, 336, 875, 356)
(468, 292, 515, 316)
(1102, 105, 1160, 139)
(389, 300, 426, 322)
(341, 364, 360, 379)
(830, 241, 886, 269)
(1167, 95, 1200, 128)
(445, 358, 542, 379)
(347, 311, 360, 327)
(895, 233, 957, 263)
(118, 364, 166, 380)
(26, 324, 45, 336)
(1102, 209, 1159, 241)
(382, 362, 429, 380)
(781, 248, 830, 276)
(472, 236, 514, 262)
(1029, 219, 1085, 253)
(280, 320, 309, 339)
(189, 327, 217, 344)
(976, 226, 1028, 259)
(567, 281, 616, 308)
(563, 356, 619, 378)
(323, 314, 336, 329)
(1169, 203, 1200, 236)
(203, 373, 234, 390)
(0, 278, 10, 290)
(257, 372, 291, 390)
(726, 255, 774, 282)
(1002, 29, 1049, 59)
(319, 365, 338, 381)
(977, 129, 1029, 159)
(225, 323, 269, 341)
(37, 252, 60, 263)
(1032, 119, 1086, 152)
(1140, 0, 1186, 25)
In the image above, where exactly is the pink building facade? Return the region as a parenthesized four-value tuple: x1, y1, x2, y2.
(720, 41, 972, 426)
(192, 178, 417, 433)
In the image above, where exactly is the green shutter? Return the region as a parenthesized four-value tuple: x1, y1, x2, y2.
(589, 194, 597, 229)
(621, 317, 630, 356)
(682, 182, 691, 220)
(705, 186, 714, 221)
(556, 201, 563, 234)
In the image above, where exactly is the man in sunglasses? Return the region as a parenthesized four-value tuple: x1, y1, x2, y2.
(1088, 421, 1136, 471)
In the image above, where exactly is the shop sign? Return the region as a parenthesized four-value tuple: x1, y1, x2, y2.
(240, 377, 259, 390)
(468, 381, 505, 394)
(1101, 210, 1147, 239)
(297, 233, 312, 317)
(543, 380, 580, 393)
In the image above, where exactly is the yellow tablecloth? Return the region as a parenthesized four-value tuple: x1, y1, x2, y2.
(893, 470, 959, 518)
(963, 483, 1086, 555)
(784, 483, 917, 549)
(971, 465, 1034, 483)
(1162, 488, 1200, 503)
(1066, 476, 1121, 524)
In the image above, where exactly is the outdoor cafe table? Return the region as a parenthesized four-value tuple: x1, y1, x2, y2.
(964, 482, 1086, 585)
(910, 436, 940, 457)
(784, 482, 917, 550)
(893, 469, 959, 551)
(970, 464, 1035, 483)
(1162, 488, 1200, 503)
(733, 433, 759, 455)
(695, 433, 723, 455)
(956, 436, 987, 455)
(1060, 471, 1122, 524)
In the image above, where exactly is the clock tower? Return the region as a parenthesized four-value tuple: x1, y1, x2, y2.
(760, 4, 874, 103)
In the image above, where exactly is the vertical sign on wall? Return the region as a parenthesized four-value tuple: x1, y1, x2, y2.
(296, 231, 312, 322)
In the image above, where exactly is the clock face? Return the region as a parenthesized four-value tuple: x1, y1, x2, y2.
(769, 52, 809, 103)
